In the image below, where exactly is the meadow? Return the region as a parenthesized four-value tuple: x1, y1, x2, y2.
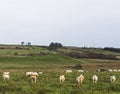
(0, 70, 120, 94)
(0, 45, 120, 94)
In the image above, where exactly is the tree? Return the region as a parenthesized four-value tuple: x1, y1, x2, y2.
(28, 42, 31, 46)
(49, 42, 55, 50)
(21, 41, 24, 46)
(49, 42, 63, 50)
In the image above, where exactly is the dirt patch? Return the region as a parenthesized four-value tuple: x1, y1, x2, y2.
(82, 63, 120, 70)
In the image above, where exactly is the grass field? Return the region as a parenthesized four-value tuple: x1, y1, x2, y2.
(0, 70, 120, 94)
(0, 45, 120, 94)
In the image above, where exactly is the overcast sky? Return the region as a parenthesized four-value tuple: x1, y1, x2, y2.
(0, 0, 120, 47)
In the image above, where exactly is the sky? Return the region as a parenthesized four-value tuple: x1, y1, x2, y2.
(0, 0, 120, 47)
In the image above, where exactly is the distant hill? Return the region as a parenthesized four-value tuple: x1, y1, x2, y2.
(0, 45, 119, 60)
(0, 45, 120, 70)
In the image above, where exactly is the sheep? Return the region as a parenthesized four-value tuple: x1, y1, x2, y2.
(38, 72, 43, 75)
(31, 72, 39, 83)
(66, 69, 72, 73)
(3, 72, 10, 80)
(26, 71, 38, 76)
(92, 75, 98, 83)
(77, 70, 84, 72)
(113, 69, 117, 72)
(32, 72, 38, 76)
(31, 75, 37, 83)
(96, 69, 100, 72)
(26, 71, 33, 76)
(118, 69, 120, 72)
(59, 75, 65, 83)
(96, 69, 106, 72)
(76, 74, 84, 85)
(3, 72, 10, 75)
(26, 72, 38, 83)
(110, 75, 116, 83)
(108, 69, 113, 72)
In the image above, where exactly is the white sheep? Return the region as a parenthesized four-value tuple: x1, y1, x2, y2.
(118, 69, 120, 72)
(108, 69, 113, 72)
(92, 75, 98, 83)
(3, 72, 10, 75)
(3, 72, 10, 80)
(38, 72, 43, 74)
(59, 75, 65, 83)
(66, 69, 72, 73)
(32, 72, 38, 76)
(77, 70, 84, 72)
(31, 75, 37, 83)
(110, 75, 116, 83)
(113, 69, 117, 72)
(76, 74, 84, 85)
(30, 72, 38, 83)
(26, 71, 33, 76)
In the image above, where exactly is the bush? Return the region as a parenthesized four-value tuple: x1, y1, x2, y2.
(74, 64, 83, 69)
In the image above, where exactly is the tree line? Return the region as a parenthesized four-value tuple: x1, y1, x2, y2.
(48, 42, 63, 50)
(103, 47, 120, 53)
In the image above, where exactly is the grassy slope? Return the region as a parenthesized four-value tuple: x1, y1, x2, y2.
(0, 45, 120, 70)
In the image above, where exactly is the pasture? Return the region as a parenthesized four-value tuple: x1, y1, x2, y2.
(0, 45, 120, 94)
(0, 70, 120, 94)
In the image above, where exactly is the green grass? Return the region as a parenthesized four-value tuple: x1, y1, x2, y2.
(0, 45, 120, 93)
(0, 71, 120, 94)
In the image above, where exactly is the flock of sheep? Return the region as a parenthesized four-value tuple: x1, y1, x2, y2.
(60, 69, 116, 85)
(2, 69, 117, 85)
(2, 71, 43, 83)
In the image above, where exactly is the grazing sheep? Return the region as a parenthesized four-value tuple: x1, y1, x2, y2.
(96, 69, 106, 72)
(77, 70, 84, 72)
(76, 74, 84, 85)
(110, 75, 116, 83)
(96, 69, 100, 72)
(39, 72, 43, 74)
(3, 72, 10, 75)
(26, 72, 38, 83)
(66, 69, 72, 73)
(113, 69, 117, 72)
(118, 69, 120, 72)
(31, 72, 39, 83)
(3, 72, 10, 80)
(92, 75, 98, 83)
(31, 75, 37, 83)
(32, 72, 38, 76)
(26, 71, 33, 76)
(59, 75, 65, 83)
(108, 69, 113, 72)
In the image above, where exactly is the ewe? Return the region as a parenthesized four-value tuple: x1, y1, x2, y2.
(31, 72, 38, 83)
(26, 71, 33, 76)
(32, 72, 38, 76)
(108, 69, 113, 72)
(31, 75, 37, 83)
(76, 74, 84, 85)
(113, 69, 117, 72)
(3, 72, 10, 80)
(39, 72, 43, 74)
(66, 69, 72, 73)
(110, 75, 116, 83)
(59, 75, 65, 83)
(3, 72, 10, 75)
(92, 75, 98, 83)
(77, 70, 84, 72)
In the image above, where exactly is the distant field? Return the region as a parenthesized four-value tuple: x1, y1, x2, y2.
(0, 45, 120, 94)
(0, 45, 120, 70)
